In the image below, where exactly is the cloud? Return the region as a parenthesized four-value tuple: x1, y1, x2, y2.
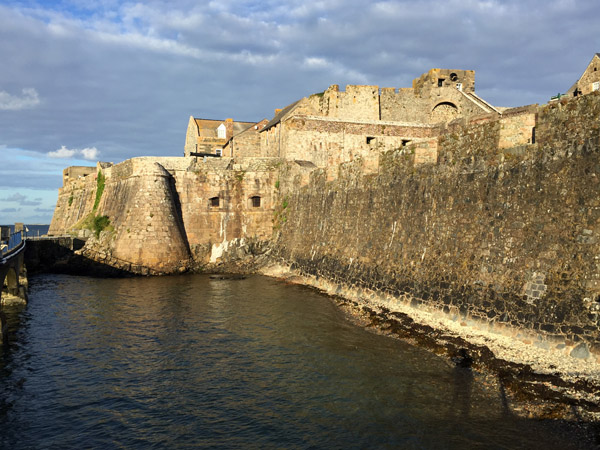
(48, 145, 99, 160)
(1, 192, 42, 206)
(0, 208, 19, 213)
(0, 87, 40, 110)
(1, 193, 27, 202)
(80, 147, 99, 160)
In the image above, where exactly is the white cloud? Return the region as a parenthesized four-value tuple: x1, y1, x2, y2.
(48, 145, 99, 160)
(47, 146, 76, 158)
(0, 88, 40, 110)
(80, 147, 99, 160)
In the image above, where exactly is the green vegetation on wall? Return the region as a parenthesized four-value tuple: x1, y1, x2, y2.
(92, 215, 111, 238)
(93, 170, 105, 211)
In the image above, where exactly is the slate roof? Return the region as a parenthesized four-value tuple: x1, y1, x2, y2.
(261, 100, 301, 132)
(193, 119, 256, 137)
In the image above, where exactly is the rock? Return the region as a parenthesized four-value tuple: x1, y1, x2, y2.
(570, 343, 590, 359)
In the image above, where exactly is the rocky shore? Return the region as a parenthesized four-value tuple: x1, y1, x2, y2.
(260, 263, 600, 432)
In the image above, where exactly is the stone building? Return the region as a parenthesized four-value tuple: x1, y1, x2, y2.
(183, 116, 259, 157)
(566, 53, 600, 97)
(259, 68, 501, 177)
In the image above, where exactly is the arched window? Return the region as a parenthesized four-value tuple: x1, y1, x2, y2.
(431, 102, 459, 123)
(250, 196, 261, 207)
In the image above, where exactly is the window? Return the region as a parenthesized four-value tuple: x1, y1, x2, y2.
(456, 83, 462, 91)
(251, 196, 261, 207)
(450, 73, 458, 82)
(209, 197, 220, 207)
(217, 123, 226, 139)
(402, 139, 411, 147)
(366, 136, 375, 144)
(215, 148, 222, 156)
(593, 81, 600, 92)
(438, 78, 445, 87)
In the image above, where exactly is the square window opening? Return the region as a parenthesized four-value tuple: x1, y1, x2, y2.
(251, 196, 261, 207)
(210, 197, 220, 207)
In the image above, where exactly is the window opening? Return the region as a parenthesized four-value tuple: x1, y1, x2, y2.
(450, 73, 458, 82)
(210, 197, 220, 207)
(366, 136, 375, 144)
(531, 127, 536, 144)
(215, 148, 222, 156)
(401, 139, 411, 147)
(251, 196, 261, 207)
(456, 83, 463, 91)
(438, 78, 445, 87)
(217, 123, 226, 139)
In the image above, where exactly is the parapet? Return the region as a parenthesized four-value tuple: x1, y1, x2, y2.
(62, 166, 96, 186)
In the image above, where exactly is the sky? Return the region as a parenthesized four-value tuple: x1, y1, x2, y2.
(0, 0, 598, 224)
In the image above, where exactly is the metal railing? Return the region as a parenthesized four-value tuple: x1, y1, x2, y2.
(1, 230, 24, 257)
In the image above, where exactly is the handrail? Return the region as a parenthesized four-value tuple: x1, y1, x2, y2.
(0, 236, 25, 264)
(1, 231, 23, 256)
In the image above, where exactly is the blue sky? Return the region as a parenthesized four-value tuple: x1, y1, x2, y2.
(1, 0, 599, 224)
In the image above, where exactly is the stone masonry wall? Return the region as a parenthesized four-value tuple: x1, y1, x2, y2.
(273, 91, 600, 360)
(49, 172, 98, 235)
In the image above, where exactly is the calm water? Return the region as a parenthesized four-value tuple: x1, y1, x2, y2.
(0, 274, 588, 449)
(0, 224, 50, 238)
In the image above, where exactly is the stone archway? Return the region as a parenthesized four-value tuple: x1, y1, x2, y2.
(431, 102, 459, 123)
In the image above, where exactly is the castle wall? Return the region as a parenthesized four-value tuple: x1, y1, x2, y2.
(278, 116, 439, 178)
(184, 116, 198, 157)
(98, 160, 191, 272)
(273, 92, 600, 359)
(308, 85, 380, 121)
(174, 158, 278, 263)
(48, 172, 98, 235)
(226, 123, 263, 157)
(49, 155, 277, 271)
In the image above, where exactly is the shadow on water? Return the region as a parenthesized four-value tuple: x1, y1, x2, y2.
(0, 273, 598, 449)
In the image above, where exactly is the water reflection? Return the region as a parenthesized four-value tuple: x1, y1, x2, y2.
(0, 274, 590, 449)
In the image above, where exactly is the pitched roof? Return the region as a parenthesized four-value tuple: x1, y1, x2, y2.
(193, 118, 257, 138)
(261, 100, 301, 132)
(567, 53, 600, 93)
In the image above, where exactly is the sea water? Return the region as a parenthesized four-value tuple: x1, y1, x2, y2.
(0, 274, 589, 449)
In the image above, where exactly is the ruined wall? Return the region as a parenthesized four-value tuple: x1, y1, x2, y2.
(308, 85, 380, 121)
(273, 92, 600, 359)
(380, 88, 428, 123)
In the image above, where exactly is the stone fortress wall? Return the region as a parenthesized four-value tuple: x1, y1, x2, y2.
(273, 91, 600, 360)
(50, 156, 278, 272)
(48, 63, 600, 360)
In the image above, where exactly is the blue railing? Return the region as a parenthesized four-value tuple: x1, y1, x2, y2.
(2, 231, 23, 256)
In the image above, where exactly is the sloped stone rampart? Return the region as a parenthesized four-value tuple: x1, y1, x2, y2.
(273, 92, 600, 360)
(96, 161, 191, 273)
